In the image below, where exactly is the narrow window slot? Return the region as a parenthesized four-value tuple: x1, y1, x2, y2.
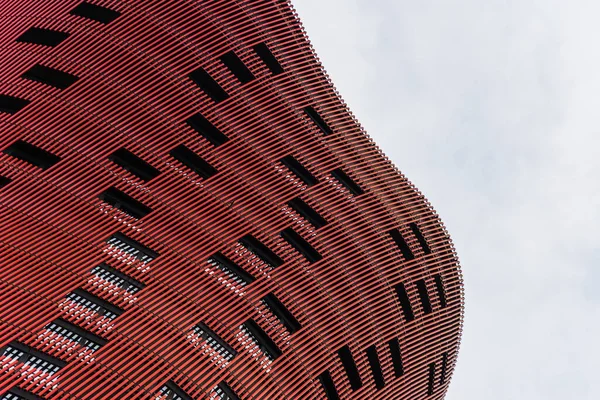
(169, 144, 217, 179)
(280, 155, 318, 186)
(45, 318, 107, 352)
(304, 106, 334, 135)
(0, 95, 30, 115)
(70, 2, 121, 24)
(239, 234, 283, 268)
(188, 67, 229, 102)
(434, 274, 447, 308)
(214, 381, 241, 400)
(416, 279, 433, 315)
(4, 140, 60, 169)
(388, 338, 404, 377)
(107, 232, 159, 263)
(22, 64, 78, 89)
(242, 319, 282, 361)
(108, 148, 160, 181)
(185, 113, 229, 146)
(252, 43, 284, 75)
(208, 252, 255, 286)
(262, 293, 301, 333)
(99, 186, 152, 219)
(0, 176, 11, 187)
(90, 263, 145, 294)
(16, 27, 69, 47)
(394, 282, 415, 322)
(427, 363, 436, 395)
(158, 380, 193, 400)
(389, 229, 414, 261)
(220, 51, 255, 84)
(331, 168, 363, 195)
(192, 322, 237, 361)
(366, 345, 385, 389)
(1, 341, 66, 375)
(440, 352, 448, 385)
(318, 371, 340, 400)
(280, 228, 322, 263)
(337, 345, 362, 391)
(67, 288, 124, 320)
(5, 387, 41, 400)
(287, 197, 327, 229)
(409, 222, 431, 254)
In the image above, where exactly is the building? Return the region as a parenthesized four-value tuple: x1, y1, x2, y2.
(0, 1, 464, 399)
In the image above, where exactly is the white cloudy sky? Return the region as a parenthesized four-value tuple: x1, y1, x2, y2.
(295, 1, 600, 399)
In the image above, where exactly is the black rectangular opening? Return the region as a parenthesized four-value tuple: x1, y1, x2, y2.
(3, 341, 67, 370)
(193, 322, 237, 360)
(409, 222, 431, 255)
(318, 371, 340, 400)
(108, 148, 160, 181)
(22, 64, 78, 89)
(216, 381, 241, 400)
(394, 282, 415, 322)
(434, 274, 447, 308)
(69, 288, 124, 318)
(107, 232, 159, 262)
(91, 263, 145, 293)
(185, 113, 229, 146)
(440, 352, 448, 385)
(331, 168, 363, 195)
(46, 318, 107, 350)
(304, 106, 334, 135)
(220, 51, 255, 84)
(287, 197, 327, 229)
(99, 187, 152, 219)
(366, 345, 385, 389)
(262, 293, 301, 333)
(169, 144, 217, 179)
(428, 362, 436, 395)
(0, 95, 30, 114)
(188, 67, 229, 102)
(337, 345, 362, 391)
(416, 279, 433, 315)
(280, 228, 322, 263)
(243, 319, 282, 360)
(16, 27, 69, 47)
(4, 140, 60, 169)
(389, 228, 414, 261)
(7, 387, 41, 400)
(252, 43, 284, 75)
(210, 252, 255, 285)
(280, 155, 318, 186)
(162, 380, 193, 400)
(0, 176, 11, 187)
(239, 234, 283, 268)
(388, 338, 404, 378)
(70, 2, 121, 24)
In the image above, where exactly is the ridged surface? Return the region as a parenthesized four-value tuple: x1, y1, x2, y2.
(0, 1, 464, 399)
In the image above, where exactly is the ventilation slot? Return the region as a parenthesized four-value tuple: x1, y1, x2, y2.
(220, 51, 255, 84)
(252, 43, 284, 75)
(416, 279, 433, 315)
(331, 168, 363, 195)
(91, 263, 145, 294)
(440, 352, 448, 385)
(4, 140, 60, 169)
(107, 232, 159, 263)
(241, 319, 282, 361)
(169, 144, 217, 179)
(337, 345, 362, 391)
(16, 27, 69, 47)
(304, 106, 334, 135)
(1, 341, 66, 375)
(108, 148, 160, 181)
(188, 67, 228, 102)
(45, 318, 107, 352)
(70, 2, 121, 24)
(389, 229, 414, 261)
(0, 95, 30, 115)
(262, 293, 301, 333)
(99, 187, 152, 219)
(388, 338, 404, 377)
(366, 345, 385, 389)
(185, 113, 229, 146)
(3, 387, 40, 400)
(192, 322, 237, 361)
(208, 252, 255, 286)
(280, 228, 322, 263)
(318, 371, 340, 400)
(22, 64, 78, 90)
(214, 381, 241, 400)
(434, 274, 447, 308)
(287, 197, 327, 228)
(409, 222, 431, 254)
(280, 155, 318, 186)
(66, 289, 124, 320)
(239, 234, 283, 268)
(394, 282, 415, 322)
(427, 363, 436, 395)
(158, 380, 193, 400)
(0, 176, 11, 187)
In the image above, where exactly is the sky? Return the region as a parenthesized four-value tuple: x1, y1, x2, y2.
(294, 1, 600, 399)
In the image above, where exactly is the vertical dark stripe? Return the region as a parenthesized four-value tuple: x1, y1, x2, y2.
(253, 43, 284, 75)
(394, 282, 415, 322)
(169, 144, 217, 179)
(440, 352, 448, 385)
(262, 293, 301, 333)
(280, 227, 322, 263)
(211, 252, 255, 285)
(337, 345, 362, 390)
(287, 197, 327, 228)
(280, 155, 319, 186)
(220, 51, 255, 83)
(389, 228, 414, 261)
(427, 362, 436, 395)
(239, 234, 284, 268)
(434, 274, 447, 308)
(243, 319, 282, 360)
(331, 168, 363, 195)
(304, 106, 334, 135)
(388, 338, 404, 377)
(188, 67, 229, 102)
(366, 345, 385, 389)
(318, 371, 340, 400)
(409, 222, 432, 254)
(415, 279, 433, 315)
(217, 381, 241, 400)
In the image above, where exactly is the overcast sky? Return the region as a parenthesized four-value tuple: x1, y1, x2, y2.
(295, 1, 599, 399)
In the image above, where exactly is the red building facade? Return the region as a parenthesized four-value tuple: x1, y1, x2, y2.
(0, 1, 464, 399)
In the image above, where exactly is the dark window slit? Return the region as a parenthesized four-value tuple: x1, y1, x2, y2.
(331, 168, 363, 195)
(409, 222, 431, 254)
(304, 106, 334, 135)
(280, 155, 318, 186)
(160, 380, 193, 400)
(209, 252, 255, 285)
(68, 288, 124, 318)
(262, 293, 301, 333)
(280, 228, 322, 263)
(22, 64, 78, 89)
(185, 113, 229, 146)
(188, 67, 229, 102)
(242, 319, 282, 360)
(108, 148, 160, 182)
(99, 187, 152, 219)
(1, 341, 67, 370)
(428, 363, 436, 395)
(394, 282, 415, 322)
(440, 352, 448, 385)
(318, 371, 340, 400)
(389, 228, 414, 261)
(16, 27, 69, 47)
(6, 386, 41, 400)
(0, 176, 11, 187)
(252, 43, 284, 75)
(70, 2, 121, 24)
(91, 263, 145, 293)
(434, 274, 447, 308)
(239, 234, 283, 268)
(416, 279, 433, 314)
(337, 345, 362, 390)
(388, 338, 404, 377)
(169, 144, 217, 179)
(107, 232, 159, 262)
(0, 95, 30, 114)
(220, 51, 255, 84)
(287, 197, 327, 229)
(45, 318, 107, 351)
(193, 322, 237, 360)
(366, 345, 385, 389)
(216, 381, 241, 400)
(4, 140, 60, 169)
